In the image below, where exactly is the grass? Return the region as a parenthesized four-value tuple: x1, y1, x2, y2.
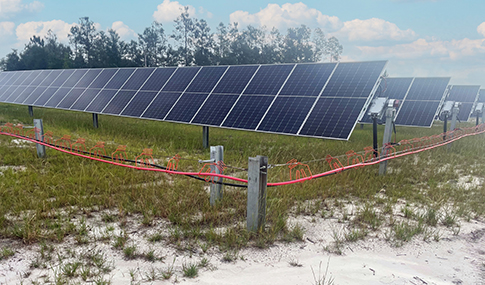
(0, 103, 484, 253)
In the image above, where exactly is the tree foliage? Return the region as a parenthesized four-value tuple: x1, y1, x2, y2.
(1, 8, 344, 71)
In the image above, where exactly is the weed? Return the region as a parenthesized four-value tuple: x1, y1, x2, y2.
(0, 247, 15, 260)
(289, 258, 303, 267)
(198, 257, 210, 268)
(311, 258, 334, 285)
(182, 262, 198, 278)
(148, 232, 163, 243)
(113, 232, 127, 249)
(143, 266, 160, 282)
(222, 251, 238, 263)
(344, 227, 367, 242)
(61, 262, 80, 278)
(123, 245, 137, 260)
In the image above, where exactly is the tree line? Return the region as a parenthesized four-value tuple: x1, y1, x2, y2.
(1, 8, 343, 71)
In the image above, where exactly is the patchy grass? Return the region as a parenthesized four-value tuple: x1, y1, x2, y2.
(0, 103, 484, 257)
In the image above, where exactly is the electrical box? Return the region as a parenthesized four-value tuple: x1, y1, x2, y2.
(367, 97, 388, 119)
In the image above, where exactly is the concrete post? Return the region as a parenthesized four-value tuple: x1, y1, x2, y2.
(210, 145, 224, 206)
(247, 155, 268, 232)
(33, 119, 46, 158)
(379, 107, 395, 175)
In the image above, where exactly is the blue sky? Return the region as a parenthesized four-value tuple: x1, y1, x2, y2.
(1, 0, 484, 87)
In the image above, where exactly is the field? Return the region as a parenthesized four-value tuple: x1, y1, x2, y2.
(0, 103, 485, 284)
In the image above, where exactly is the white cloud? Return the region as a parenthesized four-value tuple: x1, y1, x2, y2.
(334, 18, 416, 42)
(229, 3, 342, 31)
(16, 20, 75, 43)
(153, 0, 196, 23)
(478, 22, 485, 37)
(111, 21, 136, 40)
(0, 21, 14, 37)
(357, 38, 485, 60)
(0, 0, 43, 19)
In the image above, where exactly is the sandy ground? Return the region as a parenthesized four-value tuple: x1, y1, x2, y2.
(0, 212, 484, 285)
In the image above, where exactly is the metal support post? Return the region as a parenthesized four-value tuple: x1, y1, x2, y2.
(210, 145, 224, 206)
(448, 104, 459, 149)
(247, 155, 268, 232)
(443, 116, 448, 140)
(379, 107, 395, 175)
(28, 106, 33, 117)
(372, 118, 378, 158)
(33, 119, 46, 158)
(202, 126, 209, 149)
(476, 112, 480, 126)
(93, 113, 99, 128)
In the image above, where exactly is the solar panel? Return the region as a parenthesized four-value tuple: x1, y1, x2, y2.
(360, 77, 414, 123)
(0, 61, 387, 140)
(394, 77, 450, 127)
(479, 89, 485, 103)
(446, 85, 480, 121)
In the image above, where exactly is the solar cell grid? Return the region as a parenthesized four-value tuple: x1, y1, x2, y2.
(165, 93, 209, 122)
(39, 70, 63, 87)
(85, 89, 118, 112)
(243, 64, 294, 95)
(32, 88, 58, 106)
(141, 92, 182, 120)
(121, 68, 155, 90)
(102, 90, 137, 115)
(457, 102, 474, 121)
(21, 70, 42, 86)
(140, 68, 176, 91)
(9, 71, 31, 86)
(161, 67, 200, 92)
(74, 69, 102, 88)
(13, 86, 36, 103)
(212, 65, 258, 94)
(258, 97, 316, 134)
(120, 91, 159, 117)
(185, 66, 227, 93)
(191, 94, 239, 126)
(447, 85, 480, 103)
(30, 70, 51, 86)
(44, 88, 71, 107)
(104, 68, 135, 89)
(58, 88, 87, 109)
(61, 69, 88, 88)
(279, 63, 336, 97)
(4, 86, 27, 102)
(88, 69, 117, 88)
(221, 95, 275, 130)
(404, 78, 450, 101)
(50, 69, 75, 87)
(395, 101, 440, 127)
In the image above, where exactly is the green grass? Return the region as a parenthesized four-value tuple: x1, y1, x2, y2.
(0, 103, 484, 250)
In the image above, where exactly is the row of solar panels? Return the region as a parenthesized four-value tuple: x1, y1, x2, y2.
(361, 77, 482, 126)
(0, 61, 387, 140)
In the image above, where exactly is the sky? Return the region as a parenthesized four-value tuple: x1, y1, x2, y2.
(0, 0, 484, 87)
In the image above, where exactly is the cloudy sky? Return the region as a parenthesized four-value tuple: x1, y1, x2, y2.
(0, 0, 484, 87)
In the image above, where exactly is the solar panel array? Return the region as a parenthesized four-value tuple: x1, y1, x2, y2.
(360, 77, 450, 127)
(0, 61, 387, 140)
(447, 85, 481, 121)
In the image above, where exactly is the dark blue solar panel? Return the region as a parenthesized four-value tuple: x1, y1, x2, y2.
(32, 88, 58, 106)
(141, 92, 182, 120)
(395, 100, 440, 127)
(141, 68, 176, 91)
(74, 69, 103, 88)
(212, 65, 258, 94)
(13, 86, 37, 103)
(61, 69, 88, 88)
(222, 96, 276, 130)
(102, 90, 137, 115)
(121, 91, 159, 117)
(23, 87, 47, 105)
(0, 86, 9, 100)
(9, 71, 31, 86)
(30, 70, 51, 86)
(88, 69, 117, 88)
(379, 78, 414, 100)
(191, 94, 239, 126)
(0, 73, 9, 86)
(85, 90, 118, 112)
(479, 90, 485, 103)
(161, 67, 200, 92)
(1, 72, 18, 86)
(299, 98, 368, 139)
(50, 69, 75, 87)
(105, 68, 135, 89)
(457, 102, 474, 121)
(0, 72, 33, 101)
(258, 97, 317, 134)
(58, 89, 87, 109)
(404, 78, 450, 101)
(165, 93, 208, 122)
(68, 89, 100, 110)
(280, 63, 336, 96)
(447, 85, 480, 103)
(0, 86, 20, 101)
(122, 68, 155, 90)
(39, 70, 63, 87)
(185, 66, 227, 93)
(21, 70, 42, 86)
(321, 61, 386, 99)
(4, 86, 27, 102)
(243, 64, 294, 95)
(44, 88, 71, 107)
